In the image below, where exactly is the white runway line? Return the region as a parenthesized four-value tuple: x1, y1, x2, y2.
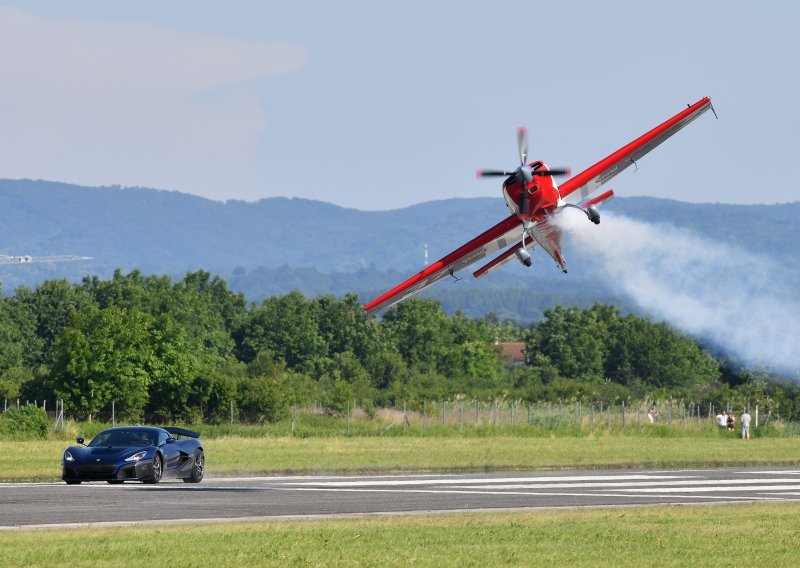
(274, 486, 785, 501)
(447, 478, 800, 490)
(620, 484, 800, 493)
(283, 474, 691, 487)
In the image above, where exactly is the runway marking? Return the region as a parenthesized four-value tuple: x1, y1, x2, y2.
(283, 474, 691, 487)
(447, 478, 800, 490)
(274, 486, 784, 501)
(619, 484, 800, 493)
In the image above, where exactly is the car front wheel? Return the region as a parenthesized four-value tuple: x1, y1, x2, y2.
(143, 454, 162, 484)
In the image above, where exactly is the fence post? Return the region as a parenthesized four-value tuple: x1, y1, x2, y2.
(476, 400, 480, 424)
(637, 403, 641, 432)
(591, 404, 595, 429)
(442, 401, 446, 426)
(403, 401, 408, 431)
(559, 400, 563, 416)
(756, 405, 759, 428)
(622, 401, 625, 428)
(230, 400, 234, 426)
(423, 400, 427, 435)
(527, 402, 531, 425)
(347, 401, 351, 435)
(607, 404, 611, 429)
(291, 406, 297, 435)
(493, 400, 498, 426)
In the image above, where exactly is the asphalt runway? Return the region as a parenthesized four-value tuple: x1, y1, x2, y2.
(3, 467, 800, 529)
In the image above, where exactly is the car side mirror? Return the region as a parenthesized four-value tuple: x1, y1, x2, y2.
(165, 437, 176, 445)
(76, 437, 85, 445)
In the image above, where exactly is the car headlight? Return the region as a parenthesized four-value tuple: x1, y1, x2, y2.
(63, 451, 74, 462)
(124, 451, 147, 462)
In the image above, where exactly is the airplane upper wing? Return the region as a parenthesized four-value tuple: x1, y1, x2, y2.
(364, 214, 522, 314)
(559, 97, 714, 204)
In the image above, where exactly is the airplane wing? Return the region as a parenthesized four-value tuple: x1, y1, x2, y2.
(559, 97, 714, 204)
(364, 214, 522, 314)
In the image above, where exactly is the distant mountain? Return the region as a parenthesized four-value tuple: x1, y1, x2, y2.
(1, 179, 798, 320)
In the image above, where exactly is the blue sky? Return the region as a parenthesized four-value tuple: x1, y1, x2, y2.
(1, 1, 796, 210)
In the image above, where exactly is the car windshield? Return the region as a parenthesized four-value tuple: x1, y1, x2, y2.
(89, 429, 157, 447)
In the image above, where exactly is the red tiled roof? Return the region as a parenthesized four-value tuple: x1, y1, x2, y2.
(496, 341, 526, 363)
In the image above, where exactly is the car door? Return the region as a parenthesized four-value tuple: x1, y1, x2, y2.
(157, 430, 182, 475)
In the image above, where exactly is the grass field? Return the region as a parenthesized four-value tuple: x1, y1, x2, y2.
(3, 432, 799, 482)
(1, 502, 799, 567)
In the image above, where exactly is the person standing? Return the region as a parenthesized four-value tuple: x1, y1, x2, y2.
(741, 409, 752, 440)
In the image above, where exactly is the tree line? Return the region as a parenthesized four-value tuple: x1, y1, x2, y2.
(0, 269, 796, 423)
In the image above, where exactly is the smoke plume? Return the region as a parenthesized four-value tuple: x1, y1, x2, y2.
(558, 209, 800, 376)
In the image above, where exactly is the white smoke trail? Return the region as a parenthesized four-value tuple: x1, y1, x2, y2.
(558, 209, 800, 375)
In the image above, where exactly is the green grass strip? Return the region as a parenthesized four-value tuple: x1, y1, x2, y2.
(3, 434, 800, 482)
(1, 502, 799, 567)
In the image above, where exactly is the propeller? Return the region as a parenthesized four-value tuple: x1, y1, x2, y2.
(517, 127, 528, 165)
(476, 127, 570, 179)
(476, 127, 571, 217)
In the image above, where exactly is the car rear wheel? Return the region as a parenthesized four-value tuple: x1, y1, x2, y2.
(183, 450, 204, 483)
(143, 454, 162, 484)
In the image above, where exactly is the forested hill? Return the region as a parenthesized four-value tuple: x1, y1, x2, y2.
(1, 179, 798, 319)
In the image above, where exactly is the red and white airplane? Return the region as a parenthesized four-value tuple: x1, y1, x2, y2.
(364, 97, 715, 314)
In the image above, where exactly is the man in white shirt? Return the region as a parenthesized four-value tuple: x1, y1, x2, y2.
(741, 410, 752, 440)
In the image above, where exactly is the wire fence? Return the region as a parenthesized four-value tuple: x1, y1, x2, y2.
(3, 397, 772, 435)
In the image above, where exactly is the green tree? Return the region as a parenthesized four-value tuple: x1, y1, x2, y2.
(380, 299, 454, 374)
(235, 291, 326, 371)
(52, 307, 195, 421)
(52, 306, 153, 420)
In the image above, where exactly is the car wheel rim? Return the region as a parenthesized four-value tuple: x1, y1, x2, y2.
(195, 453, 204, 477)
(154, 457, 162, 479)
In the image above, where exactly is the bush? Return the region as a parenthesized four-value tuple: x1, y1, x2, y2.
(0, 405, 50, 439)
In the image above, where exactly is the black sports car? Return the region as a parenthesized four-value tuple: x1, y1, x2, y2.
(62, 426, 204, 484)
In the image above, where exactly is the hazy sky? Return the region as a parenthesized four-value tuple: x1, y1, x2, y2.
(1, 1, 796, 210)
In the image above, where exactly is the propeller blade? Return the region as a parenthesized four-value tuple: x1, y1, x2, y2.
(517, 127, 528, 165)
(477, 169, 514, 178)
(532, 167, 571, 177)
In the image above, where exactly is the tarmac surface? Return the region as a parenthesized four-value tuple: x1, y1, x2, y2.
(4, 466, 800, 529)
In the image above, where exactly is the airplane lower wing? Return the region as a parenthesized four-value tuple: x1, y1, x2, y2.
(473, 189, 615, 280)
(363, 214, 521, 314)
